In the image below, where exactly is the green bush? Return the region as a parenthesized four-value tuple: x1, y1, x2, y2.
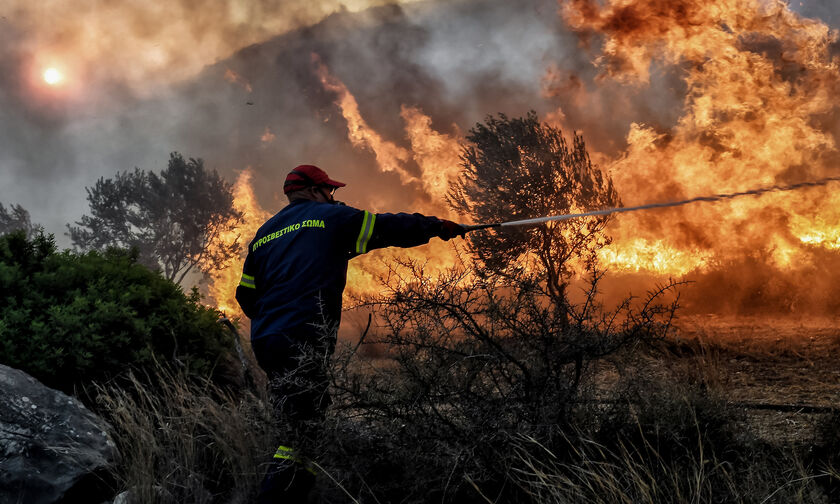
(0, 231, 234, 392)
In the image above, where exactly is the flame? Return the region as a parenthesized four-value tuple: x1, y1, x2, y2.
(208, 169, 272, 315)
(315, 55, 465, 219)
(211, 2, 840, 316)
(313, 54, 415, 186)
(558, 0, 840, 279)
(599, 238, 712, 276)
(401, 105, 463, 219)
(313, 58, 465, 294)
(791, 215, 840, 250)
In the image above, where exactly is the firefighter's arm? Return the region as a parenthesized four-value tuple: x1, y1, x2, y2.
(235, 255, 258, 319)
(350, 210, 465, 255)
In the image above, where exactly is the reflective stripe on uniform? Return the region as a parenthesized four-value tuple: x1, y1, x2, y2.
(355, 211, 376, 254)
(274, 445, 317, 475)
(273, 445, 295, 460)
(239, 273, 256, 289)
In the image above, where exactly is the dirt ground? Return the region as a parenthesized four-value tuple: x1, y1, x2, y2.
(667, 315, 840, 445)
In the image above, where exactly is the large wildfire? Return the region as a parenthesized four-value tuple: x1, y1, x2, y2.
(561, 0, 840, 313)
(562, 0, 840, 268)
(210, 0, 840, 318)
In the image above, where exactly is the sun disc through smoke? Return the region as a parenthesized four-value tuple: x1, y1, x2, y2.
(43, 68, 64, 86)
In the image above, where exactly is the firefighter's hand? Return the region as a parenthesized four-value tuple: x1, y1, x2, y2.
(439, 220, 467, 240)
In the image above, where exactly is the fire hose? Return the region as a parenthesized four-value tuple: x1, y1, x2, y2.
(462, 175, 840, 232)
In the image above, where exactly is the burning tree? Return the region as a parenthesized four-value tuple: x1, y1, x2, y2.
(68, 153, 243, 284)
(449, 112, 620, 322)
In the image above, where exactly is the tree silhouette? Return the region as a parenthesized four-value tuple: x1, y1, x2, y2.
(0, 203, 38, 238)
(449, 112, 620, 322)
(69, 153, 243, 284)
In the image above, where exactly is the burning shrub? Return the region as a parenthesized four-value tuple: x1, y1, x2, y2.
(0, 231, 236, 393)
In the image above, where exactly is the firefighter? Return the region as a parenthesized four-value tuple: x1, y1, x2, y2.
(235, 164, 466, 502)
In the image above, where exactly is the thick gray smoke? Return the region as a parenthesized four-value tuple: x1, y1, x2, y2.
(793, 0, 840, 27)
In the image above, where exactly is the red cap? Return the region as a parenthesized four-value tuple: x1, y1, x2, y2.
(283, 165, 346, 194)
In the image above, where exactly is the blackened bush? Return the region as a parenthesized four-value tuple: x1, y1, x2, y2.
(0, 231, 235, 392)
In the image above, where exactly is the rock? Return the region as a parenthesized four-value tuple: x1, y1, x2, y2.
(0, 364, 119, 504)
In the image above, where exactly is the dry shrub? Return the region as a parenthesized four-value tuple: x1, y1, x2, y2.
(92, 272, 840, 503)
(307, 258, 837, 503)
(311, 258, 681, 503)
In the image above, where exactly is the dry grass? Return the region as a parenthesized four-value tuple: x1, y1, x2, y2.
(510, 433, 738, 504)
(95, 363, 276, 503)
(508, 415, 837, 504)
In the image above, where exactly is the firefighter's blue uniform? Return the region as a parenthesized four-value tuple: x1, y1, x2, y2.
(235, 198, 446, 502)
(235, 199, 444, 340)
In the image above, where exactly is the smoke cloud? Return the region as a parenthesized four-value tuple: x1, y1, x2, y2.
(1, 0, 580, 237)
(0, 0, 417, 237)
